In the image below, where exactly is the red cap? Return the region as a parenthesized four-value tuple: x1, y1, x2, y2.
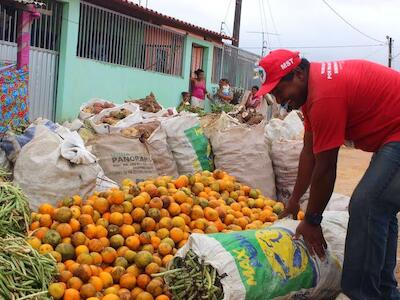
(255, 49, 301, 97)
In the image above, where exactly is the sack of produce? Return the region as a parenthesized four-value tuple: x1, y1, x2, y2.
(88, 103, 142, 134)
(126, 92, 163, 113)
(79, 98, 115, 120)
(209, 113, 276, 198)
(270, 140, 309, 204)
(13, 125, 104, 210)
(162, 113, 213, 175)
(121, 121, 179, 178)
(0, 118, 59, 163)
(88, 132, 159, 184)
(163, 211, 347, 300)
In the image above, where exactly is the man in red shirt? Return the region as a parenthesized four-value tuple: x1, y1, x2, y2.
(256, 49, 400, 300)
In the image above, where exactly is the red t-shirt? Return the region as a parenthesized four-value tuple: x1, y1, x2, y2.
(302, 60, 400, 153)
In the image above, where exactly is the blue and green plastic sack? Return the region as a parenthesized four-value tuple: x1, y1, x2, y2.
(166, 212, 347, 300)
(162, 113, 214, 175)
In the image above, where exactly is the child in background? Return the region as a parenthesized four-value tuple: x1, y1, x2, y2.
(177, 92, 191, 112)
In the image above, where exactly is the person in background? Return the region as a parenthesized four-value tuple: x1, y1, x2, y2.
(177, 92, 191, 112)
(190, 69, 208, 109)
(213, 79, 234, 104)
(245, 86, 263, 110)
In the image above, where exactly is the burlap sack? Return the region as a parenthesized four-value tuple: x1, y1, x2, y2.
(209, 113, 276, 198)
(14, 126, 102, 210)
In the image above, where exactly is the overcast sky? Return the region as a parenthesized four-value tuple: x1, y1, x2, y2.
(137, 0, 400, 70)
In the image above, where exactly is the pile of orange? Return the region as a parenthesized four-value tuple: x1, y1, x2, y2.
(29, 170, 290, 300)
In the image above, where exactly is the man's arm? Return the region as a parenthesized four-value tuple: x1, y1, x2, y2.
(295, 147, 339, 258)
(306, 148, 339, 215)
(280, 131, 315, 218)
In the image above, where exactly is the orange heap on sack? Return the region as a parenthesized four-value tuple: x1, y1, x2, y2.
(28, 170, 297, 300)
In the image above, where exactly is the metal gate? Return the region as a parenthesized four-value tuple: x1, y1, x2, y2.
(0, 0, 62, 121)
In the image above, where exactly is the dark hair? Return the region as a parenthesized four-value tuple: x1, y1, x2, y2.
(194, 69, 204, 76)
(251, 85, 259, 90)
(280, 58, 310, 82)
(220, 78, 230, 84)
(181, 91, 190, 97)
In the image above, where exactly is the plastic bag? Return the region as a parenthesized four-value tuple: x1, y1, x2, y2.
(88, 103, 142, 134)
(175, 211, 348, 300)
(162, 114, 213, 175)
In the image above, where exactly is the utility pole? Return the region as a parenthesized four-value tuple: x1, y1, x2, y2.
(247, 31, 280, 56)
(232, 0, 242, 47)
(387, 35, 393, 68)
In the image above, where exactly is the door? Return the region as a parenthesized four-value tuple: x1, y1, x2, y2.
(191, 44, 204, 77)
(0, 0, 63, 121)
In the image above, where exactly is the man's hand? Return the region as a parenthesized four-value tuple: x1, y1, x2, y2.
(279, 197, 300, 219)
(295, 220, 327, 258)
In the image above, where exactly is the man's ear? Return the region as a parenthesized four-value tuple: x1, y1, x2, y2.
(294, 67, 306, 82)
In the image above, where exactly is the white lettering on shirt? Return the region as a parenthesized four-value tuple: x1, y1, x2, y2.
(333, 61, 339, 74)
(321, 63, 326, 74)
(327, 62, 332, 80)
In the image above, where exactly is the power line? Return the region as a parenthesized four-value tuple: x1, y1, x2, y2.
(265, 0, 281, 47)
(321, 0, 384, 43)
(223, 0, 233, 23)
(242, 43, 385, 49)
(260, 0, 270, 48)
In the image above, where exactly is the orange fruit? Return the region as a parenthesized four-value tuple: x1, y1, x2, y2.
(71, 232, 87, 247)
(171, 216, 185, 229)
(167, 203, 181, 217)
(77, 253, 93, 265)
(93, 197, 109, 214)
(48, 282, 66, 299)
(145, 262, 160, 275)
(99, 271, 114, 288)
(39, 203, 55, 216)
(88, 238, 105, 253)
(90, 252, 103, 265)
(81, 205, 94, 217)
(169, 228, 184, 243)
(80, 283, 97, 299)
(67, 277, 83, 290)
(101, 247, 117, 264)
(132, 207, 146, 222)
(120, 224, 136, 238)
(125, 235, 141, 250)
(109, 190, 125, 205)
(79, 214, 94, 227)
(69, 219, 81, 233)
(102, 294, 119, 300)
(110, 212, 124, 226)
(95, 225, 108, 238)
(150, 236, 161, 249)
(131, 287, 144, 299)
(59, 270, 73, 283)
(158, 243, 172, 256)
(180, 203, 192, 215)
(126, 265, 141, 277)
(204, 207, 219, 221)
(63, 288, 80, 300)
(119, 273, 137, 289)
(136, 274, 151, 289)
(123, 213, 133, 225)
(190, 206, 204, 220)
(136, 291, 154, 300)
(141, 217, 156, 232)
(57, 223, 73, 238)
(89, 276, 104, 292)
(149, 198, 163, 209)
(75, 245, 89, 256)
(132, 195, 147, 208)
(156, 296, 170, 300)
(174, 175, 189, 188)
(39, 214, 53, 227)
(161, 254, 173, 267)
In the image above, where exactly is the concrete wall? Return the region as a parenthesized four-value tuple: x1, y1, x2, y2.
(56, 0, 215, 121)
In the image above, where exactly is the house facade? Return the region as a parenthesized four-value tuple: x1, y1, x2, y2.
(0, 0, 260, 121)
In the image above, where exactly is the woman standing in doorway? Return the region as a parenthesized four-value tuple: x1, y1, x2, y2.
(190, 69, 208, 109)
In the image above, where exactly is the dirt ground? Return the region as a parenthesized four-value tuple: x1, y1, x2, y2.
(334, 147, 400, 282)
(334, 147, 372, 196)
